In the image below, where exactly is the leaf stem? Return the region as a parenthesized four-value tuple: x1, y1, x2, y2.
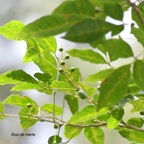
(128, 0, 144, 27)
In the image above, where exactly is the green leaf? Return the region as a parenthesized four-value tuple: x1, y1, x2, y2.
(24, 39, 57, 79)
(11, 83, 52, 95)
(79, 83, 96, 96)
(7, 70, 37, 84)
(19, 107, 38, 129)
(67, 49, 106, 64)
(53, 0, 95, 17)
(86, 68, 113, 83)
(65, 95, 79, 114)
(97, 65, 130, 110)
(84, 127, 104, 144)
(104, 3, 123, 20)
(130, 100, 144, 113)
(67, 105, 108, 124)
(119, 129, 144, 143)
(133, 60, 144, 90)
(50, 80, 74, 91)
(0, 71, 22, 85)
(107, 115, 119, 129)
(98, 39, 133, 61)
(64, 125, 82, 139)
(131, 27, 144, 47)
(23, 40, 38, 63)
(48, 135, 62, 144)
(34, 72, 52, 83)
(36, 36, 57, 54)
(40, 104, 62, 115)
(3, 94, 38, 108)
(64, 19, 111, 43)
(20, 0, 95, 40)
(0, 102, 4, 112)
(127, 117, 144, 128)
(0, 20, 24, 40)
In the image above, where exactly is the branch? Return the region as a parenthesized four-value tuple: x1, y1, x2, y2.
(128, 0, 144, 27)
(120, 120, 144, 132)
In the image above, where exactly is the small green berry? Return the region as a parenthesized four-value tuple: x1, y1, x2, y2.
(59, 48, 63, 52)
(54, 124, 59, 129)
(70, 67, 75, 72)
(65, 55, 70, 59)
(27, 103, 32, 108)
(59, 68, 64, 73)
(140, 111, 144, 115)
(60, 61, 65, 66)
(78, 89, 87, 99)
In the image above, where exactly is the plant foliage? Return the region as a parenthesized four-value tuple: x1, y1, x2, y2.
(0, 0, 144, 143)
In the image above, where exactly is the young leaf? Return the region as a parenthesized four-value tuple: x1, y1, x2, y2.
(36, 36, 57, 54)
(99, 39, 133, 61)
(104, 3, 123, 20)
(97, 65, 130, 110)
(67, 49, 106, 64)
(79, 82, 96, 96)
(48, 135, 62, 144)
(64, 19, 111, 43)
(119, 129, 144, 143)
(107, 115, 119, 129)
(19, 107, 38, 129)
(65, 95, 79, 114)
(86, 68, 113, 83)
(133, 60, 144, 90)
(84, 127, 104, 144)
(40, 104, 63, 115)
(3, 94, 38, 108)
(7, 70, 37, 84)
(67, 105, 108, 124)
(0, 20, 24, 40)
(64, 125, 82, 139)
(50, 80, 74, 91)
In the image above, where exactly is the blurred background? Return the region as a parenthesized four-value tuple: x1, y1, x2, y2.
(0, 0, 143, 144)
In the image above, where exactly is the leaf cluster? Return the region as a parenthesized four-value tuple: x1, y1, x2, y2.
(0, 0, 144, 143)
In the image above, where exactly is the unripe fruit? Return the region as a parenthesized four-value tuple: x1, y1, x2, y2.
(60, 61, 65, 66)
(54, 124, 59, 129)
(59, 48, 63, 52)
(140, 111, 144, 115)
(59, 68, 64, 73)
(78, 89, 87, 99)
(27, 103, 32, 108)
(70, 67, 75, 72)
(65, 55, 70, 59)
